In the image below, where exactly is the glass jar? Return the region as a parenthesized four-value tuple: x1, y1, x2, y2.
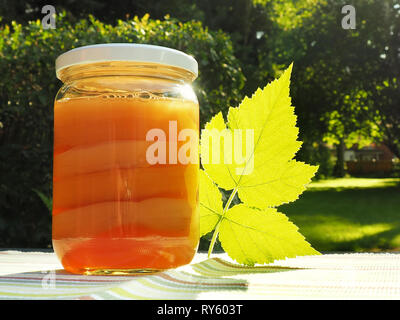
(52, 44, 199, 275)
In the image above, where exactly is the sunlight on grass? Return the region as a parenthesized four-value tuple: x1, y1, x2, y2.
(389, 234, 400, 249)
(295, 215, 395, 245)
(309, 178, 400, 190)
(282, 177, 400, 252)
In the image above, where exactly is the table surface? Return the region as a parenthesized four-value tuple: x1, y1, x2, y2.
(1, 250, 400, 300)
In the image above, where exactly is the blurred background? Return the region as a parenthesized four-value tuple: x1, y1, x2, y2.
(0, 0, 399, 252)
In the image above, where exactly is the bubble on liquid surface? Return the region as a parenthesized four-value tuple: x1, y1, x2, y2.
(101, 91, 158, 100)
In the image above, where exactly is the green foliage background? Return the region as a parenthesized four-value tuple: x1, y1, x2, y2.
(0, 0, 399, 249)
(0, 13, 244, 247)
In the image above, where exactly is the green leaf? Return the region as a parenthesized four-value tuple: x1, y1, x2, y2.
(200, 112, 236, 189)
(32, 189, 52, 213)
(199, 63, 320, 264)
(199, 169, 223, 237)
(218, 204, 320, 266)
(201, 63, 318, 208)
(238, 160, 318, 208)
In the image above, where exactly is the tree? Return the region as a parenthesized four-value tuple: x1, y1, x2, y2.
(267, 0, 400, 175)
(2, 0, 399, 174)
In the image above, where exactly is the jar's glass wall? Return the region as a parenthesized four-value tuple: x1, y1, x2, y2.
(52, 66, 199, 275)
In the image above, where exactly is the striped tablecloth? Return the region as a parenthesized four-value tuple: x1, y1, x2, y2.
(1, 250, 400, 300)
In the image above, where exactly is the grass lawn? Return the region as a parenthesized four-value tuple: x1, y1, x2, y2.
(279, 178, 400, 253)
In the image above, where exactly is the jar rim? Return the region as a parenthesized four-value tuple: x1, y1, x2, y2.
(55, 43, 198, 80)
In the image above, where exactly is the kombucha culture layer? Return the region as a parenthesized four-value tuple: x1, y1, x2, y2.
(52, 94, 199, 274)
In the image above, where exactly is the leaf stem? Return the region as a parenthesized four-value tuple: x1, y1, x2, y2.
(207, 187, 238, 258)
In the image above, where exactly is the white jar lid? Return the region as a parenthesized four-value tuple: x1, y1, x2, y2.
(55, 43, 198, 79)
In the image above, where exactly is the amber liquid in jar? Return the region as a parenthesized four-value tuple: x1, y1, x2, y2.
(52, 67, 199, 275)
